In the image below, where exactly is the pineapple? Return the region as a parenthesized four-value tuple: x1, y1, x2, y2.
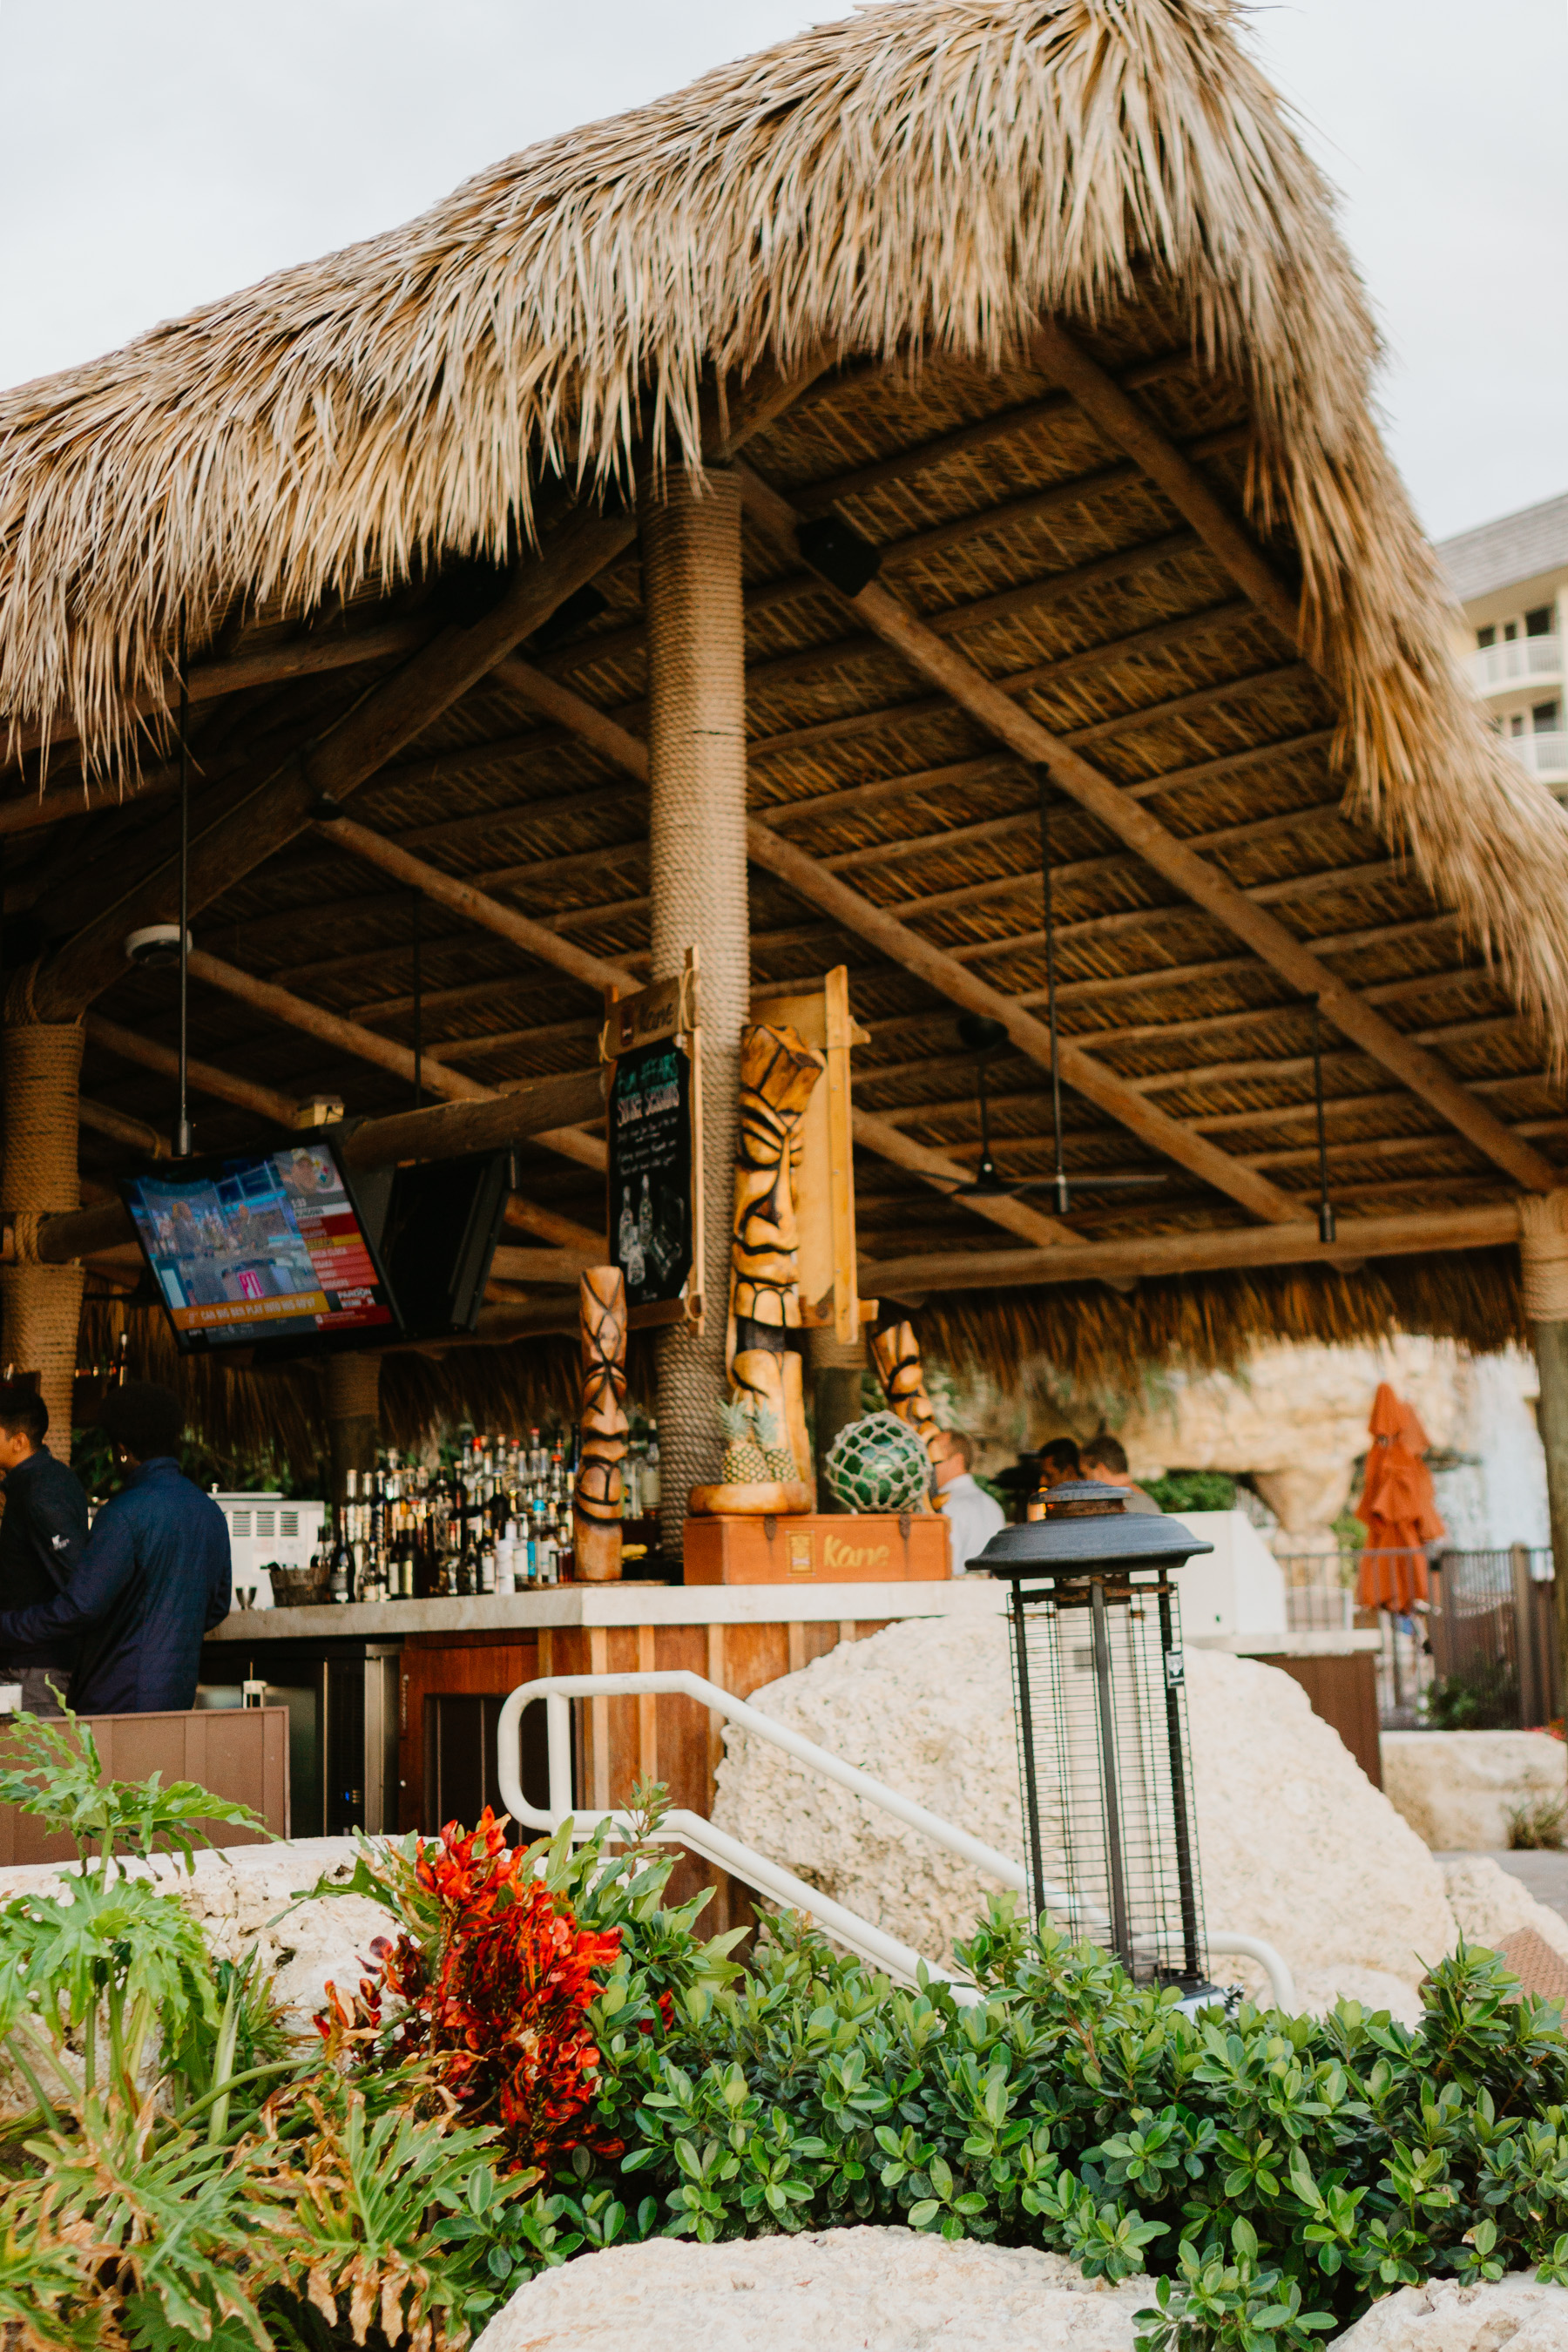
(757, 1406, 798, 1483)
(719, 1396, 769, 1484)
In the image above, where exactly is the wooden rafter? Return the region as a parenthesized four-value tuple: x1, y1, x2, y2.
(184, 948, 606, 1172)
(305, 801, 1085, 1253)
(5, 617, 432, 767)
(22, 361, 821, 1023)
(86, 1014, 308, 1125)
(734, 458, 1558, 1196)
(1031, 321, 1303, 650)
(745, 821, 1296, 1221)
(862, 1200, 1522, 1298)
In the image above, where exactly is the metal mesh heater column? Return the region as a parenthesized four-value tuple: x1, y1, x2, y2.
(978, 1482, 1215, 1995)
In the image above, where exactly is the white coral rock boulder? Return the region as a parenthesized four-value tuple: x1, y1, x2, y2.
(1329, 2271, 1568, 2349)
(711, 1614, 1463, 2009)
(476, 2227, 1150, 2352)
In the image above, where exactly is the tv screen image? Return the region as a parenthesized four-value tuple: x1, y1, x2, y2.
(120, 1141, 397, 1354)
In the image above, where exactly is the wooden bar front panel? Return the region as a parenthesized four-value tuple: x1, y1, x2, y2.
(397, 1613, 884, 1931)
(1248, 1651, 1382, 1788)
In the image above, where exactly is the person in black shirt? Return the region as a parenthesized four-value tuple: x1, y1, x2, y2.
(0, 1382, 88, 1715)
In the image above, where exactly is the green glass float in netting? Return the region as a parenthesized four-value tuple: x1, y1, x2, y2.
(824, 1410, 932, 1514)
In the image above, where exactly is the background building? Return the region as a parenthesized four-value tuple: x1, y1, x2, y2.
(1439, 492, 1568, 794)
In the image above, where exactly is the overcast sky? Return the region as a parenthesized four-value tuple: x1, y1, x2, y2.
(1, 2, 1562, 544)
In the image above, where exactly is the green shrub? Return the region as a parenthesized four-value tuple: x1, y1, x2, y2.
(1509, 1791, 1568, 1850)
(1424, 1664, 1519, 1731)
(1143, 1471, 1238, 1514)
(6, 1733, 1568, 2352)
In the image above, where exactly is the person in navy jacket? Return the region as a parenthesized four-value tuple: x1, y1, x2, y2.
(0, 1381, 231, 1715)
(0, 1381, 89, 1715)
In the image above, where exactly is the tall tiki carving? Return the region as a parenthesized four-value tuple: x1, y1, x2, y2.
(728, 1021, 823, 1482)
(871, 1321, 944, 1474)
(573, 1267, 628, 1581)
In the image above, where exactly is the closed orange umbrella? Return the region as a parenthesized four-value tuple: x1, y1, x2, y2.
(1355, 1382, 1444, 1613)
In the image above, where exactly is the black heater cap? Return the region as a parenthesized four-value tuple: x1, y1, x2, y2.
(976, 1478, 1214, 1578)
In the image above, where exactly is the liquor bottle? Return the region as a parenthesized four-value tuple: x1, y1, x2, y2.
(496, 1524, 517, 1593)
(644, 1420, 660, 1511)
(479, 1538, 497, 1595)
(328, 1511, 352, 1605)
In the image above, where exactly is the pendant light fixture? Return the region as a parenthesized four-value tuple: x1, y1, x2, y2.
(175, 605, 193, 1159)
(1309, 995, 1335, 1244)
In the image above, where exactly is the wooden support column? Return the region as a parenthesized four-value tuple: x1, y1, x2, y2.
(641, 467, 750, 1557)
(1518, 1193, 1568, 1713)
(0, 1019, 86, 1457)
(324, 1353, 380, 1508)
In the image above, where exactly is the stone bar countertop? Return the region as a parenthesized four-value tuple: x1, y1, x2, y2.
(208, 1577, 1006, 1641)
(1188, 1628, 1381, 1656)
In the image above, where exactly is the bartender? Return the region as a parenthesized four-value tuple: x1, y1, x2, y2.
(0, 1382, 88, 1716)
(0, 1381, 230, 1714)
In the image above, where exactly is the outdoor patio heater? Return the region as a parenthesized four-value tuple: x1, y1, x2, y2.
(975, 1482, 1218, 1997)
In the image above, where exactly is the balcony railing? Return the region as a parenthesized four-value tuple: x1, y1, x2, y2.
(1503, 729, 1568, 782)
(1473, 633, 1562, 693)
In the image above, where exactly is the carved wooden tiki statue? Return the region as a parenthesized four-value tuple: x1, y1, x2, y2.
(870, 1320, 946, 1471)
(573, 1266, 628, 1581)
(728, 1020, 824, 1483)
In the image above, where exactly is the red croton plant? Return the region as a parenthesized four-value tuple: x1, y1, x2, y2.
(317, 1808, 624, 2171)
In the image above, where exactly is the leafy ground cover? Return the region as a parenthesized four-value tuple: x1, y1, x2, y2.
(2, 1723, 1567, 2352)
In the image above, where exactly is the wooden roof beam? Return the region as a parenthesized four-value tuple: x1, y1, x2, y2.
(1032, 321, 1303, 652)
(745, 821, 1296, 1222)
(863, 1200, 1521, 1298)
(734, 459, 1558, 1194)
(311, 788, 1087, 1254)
(184, 949, 605, 1173)
(22, 359, 822, 1021)
(78, 1097, 170, 1159)
(85, 1013, 313, 1126)
(3, 616, 433, 769)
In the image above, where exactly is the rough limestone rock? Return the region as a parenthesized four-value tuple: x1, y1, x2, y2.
(711, 1613, 1465, 2009)
(1443, 1853, 1568, 1963)
(476, 2227, 1149, 2352)
(0, 1838, 387, 2019)
(1382, 1732, 1568, 1854)
(1328, 2271, 1568, 2349)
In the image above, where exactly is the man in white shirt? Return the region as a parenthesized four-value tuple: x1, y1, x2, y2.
(934, 1432, 1006, 1572)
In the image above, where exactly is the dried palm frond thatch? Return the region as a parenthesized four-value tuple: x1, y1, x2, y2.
(3, 0, 1566, 1051)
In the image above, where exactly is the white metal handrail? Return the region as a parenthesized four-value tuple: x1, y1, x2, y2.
(497, 1668, 1295, 2009)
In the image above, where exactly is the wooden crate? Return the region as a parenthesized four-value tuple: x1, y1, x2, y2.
(684, 1511, 950, 1585)
(0, 1705, 290, 1864)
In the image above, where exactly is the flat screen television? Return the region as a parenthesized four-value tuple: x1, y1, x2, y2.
(356, 1150, 511, 1338)
(118, 1138, 399, 1356)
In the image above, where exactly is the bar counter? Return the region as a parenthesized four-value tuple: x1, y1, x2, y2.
(202, 1579, 997, 1878)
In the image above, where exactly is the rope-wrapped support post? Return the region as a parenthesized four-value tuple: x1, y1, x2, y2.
(1, 1020, 87, 1460)
(324, 1353, 381, 1510)
(641, 463, 750, 1559)
(1520, 1191, 1568, 1713)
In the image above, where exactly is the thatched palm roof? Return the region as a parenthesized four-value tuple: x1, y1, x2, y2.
(0, 0, 1560, 1448)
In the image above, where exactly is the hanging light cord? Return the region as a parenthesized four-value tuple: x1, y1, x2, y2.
(1309, 996, 1335, 1245)
(1037, 767, 1069, 1215)
(411, 888, 423, 1112)
(176, 607, 192, 1159)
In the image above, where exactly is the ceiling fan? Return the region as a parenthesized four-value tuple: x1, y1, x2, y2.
(938, 1010, 1168, 1213)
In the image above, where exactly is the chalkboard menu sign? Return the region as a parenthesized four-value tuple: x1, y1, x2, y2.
(608, 1040, 694, 1310)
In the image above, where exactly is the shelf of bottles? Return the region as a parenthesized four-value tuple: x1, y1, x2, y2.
(321, 1421, 661, 1605)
